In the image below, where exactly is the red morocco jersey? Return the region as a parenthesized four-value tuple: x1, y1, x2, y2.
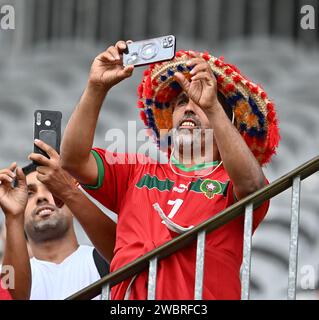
(83, 148, 269, 300)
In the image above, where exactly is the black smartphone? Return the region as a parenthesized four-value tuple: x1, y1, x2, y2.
(33, 110, 62, 159)
(123, 35, 176, 67)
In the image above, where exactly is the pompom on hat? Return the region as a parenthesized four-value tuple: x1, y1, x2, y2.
(136, 50, 280, 165)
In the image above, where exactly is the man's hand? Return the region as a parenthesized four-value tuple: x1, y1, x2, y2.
(1, 164, 31, 300)
(0, 163, 28, 217)
(88, 40, 134, 92)
(174, 56, 219, 111)
(28, 140, 78, 205)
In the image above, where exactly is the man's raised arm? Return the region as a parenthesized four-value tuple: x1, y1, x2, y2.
(61, 41, 134, 185)
(0, 163, 31, 300)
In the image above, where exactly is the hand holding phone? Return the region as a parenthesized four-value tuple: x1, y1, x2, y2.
(89, 40, 134, 91)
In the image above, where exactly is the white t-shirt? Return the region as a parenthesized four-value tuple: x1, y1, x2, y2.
(30, 245, 101, 300)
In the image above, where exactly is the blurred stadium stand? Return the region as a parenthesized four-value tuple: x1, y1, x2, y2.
(1, 0, 318, 50)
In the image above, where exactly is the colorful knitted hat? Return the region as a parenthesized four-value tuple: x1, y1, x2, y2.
(137, 50, 280, 165)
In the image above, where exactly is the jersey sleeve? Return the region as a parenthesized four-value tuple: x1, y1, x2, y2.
(225, 179, 270, 233)
(0, 287, 12, 300)
(81, 148, 137, 214)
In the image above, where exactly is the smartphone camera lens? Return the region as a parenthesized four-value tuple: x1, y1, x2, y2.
(36, 112, 41, 126)
(140, 43, 158, 60)
(162, 36, 174, 48)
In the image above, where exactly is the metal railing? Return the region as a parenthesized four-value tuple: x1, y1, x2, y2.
(67, 155, 319, 300)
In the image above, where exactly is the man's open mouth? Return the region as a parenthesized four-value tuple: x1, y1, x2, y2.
(179, 119, 199, 129)
(35, 205, 56, 218)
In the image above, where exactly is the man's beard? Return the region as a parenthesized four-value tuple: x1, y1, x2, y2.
(25, 214, 70, 243)
(172, 128, 208, 164)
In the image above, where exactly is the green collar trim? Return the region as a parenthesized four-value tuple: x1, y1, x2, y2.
(171, 155, 220, 172)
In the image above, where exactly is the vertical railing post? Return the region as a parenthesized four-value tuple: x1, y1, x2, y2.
(194, 230, 206, 300)
(241, 203, 253, 300)
(147, 257, 158, 300)
(287, 176, 301, 300)
(101, 283, 110, 300)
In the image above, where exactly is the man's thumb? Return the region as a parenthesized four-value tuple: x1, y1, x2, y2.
(119, 65, 134, 80)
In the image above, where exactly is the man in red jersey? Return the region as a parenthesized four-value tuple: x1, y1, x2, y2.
(60, 41, 280, 299)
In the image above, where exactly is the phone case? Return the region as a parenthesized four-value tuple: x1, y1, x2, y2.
(33, 110, 62, 159)
(123, 35, 176, 67)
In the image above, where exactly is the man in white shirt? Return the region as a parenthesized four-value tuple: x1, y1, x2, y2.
(1, 140, 116, 300)
(25, 163, 103, 300)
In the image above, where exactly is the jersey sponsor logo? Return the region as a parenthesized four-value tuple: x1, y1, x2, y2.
(173, 183, 190, 193)
(136, 174, 174, 191)
(190, 179, 228, 199)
